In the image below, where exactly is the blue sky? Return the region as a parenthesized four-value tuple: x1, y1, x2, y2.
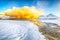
(0, 0, 60, 17)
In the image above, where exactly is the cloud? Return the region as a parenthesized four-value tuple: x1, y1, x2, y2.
(57, 2, 60, 8)
(4, 6, 43, 19)
(36, 1, 48, 8)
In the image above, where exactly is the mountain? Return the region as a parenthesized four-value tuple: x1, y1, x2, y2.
(47, 14, 57, 18)
(39, 14, 58, 20)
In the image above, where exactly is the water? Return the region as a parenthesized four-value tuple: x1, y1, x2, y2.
(0, 20, 46, 40)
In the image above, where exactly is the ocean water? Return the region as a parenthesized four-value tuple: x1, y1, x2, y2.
(0, 20, 46, 40)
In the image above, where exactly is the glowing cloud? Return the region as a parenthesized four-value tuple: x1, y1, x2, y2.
(4, 6, 43, 19)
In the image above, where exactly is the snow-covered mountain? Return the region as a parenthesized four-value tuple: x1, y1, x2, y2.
(0, 20, 46, 40)
(38, 14, 60, 26)
(39, 14, 58, 20)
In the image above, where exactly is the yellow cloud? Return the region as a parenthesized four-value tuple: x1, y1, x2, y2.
(4, 6, 43, 19)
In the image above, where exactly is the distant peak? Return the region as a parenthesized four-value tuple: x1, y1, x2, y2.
(47, 14, 57, 17)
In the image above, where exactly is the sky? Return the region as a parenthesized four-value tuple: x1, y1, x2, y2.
(0, 0, 60, 17)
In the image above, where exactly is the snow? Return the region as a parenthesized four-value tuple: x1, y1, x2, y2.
(39, 19, 60, 26)
(0, 20, 46, 40)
